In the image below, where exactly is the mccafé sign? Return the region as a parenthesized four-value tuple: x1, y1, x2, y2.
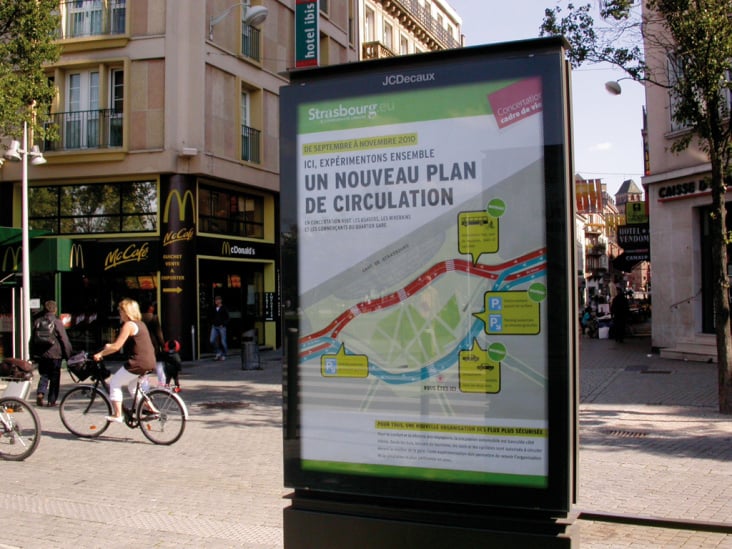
(104, 242, 150, 270)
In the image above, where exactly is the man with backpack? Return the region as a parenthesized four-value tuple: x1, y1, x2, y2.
(31, 300, 73, 407)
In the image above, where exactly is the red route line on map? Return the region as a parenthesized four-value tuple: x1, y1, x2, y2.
(301, 248, 546, 350)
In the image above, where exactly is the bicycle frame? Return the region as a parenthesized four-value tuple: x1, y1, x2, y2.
(60, 358, 188, 444)
(80, 373, 187, 426)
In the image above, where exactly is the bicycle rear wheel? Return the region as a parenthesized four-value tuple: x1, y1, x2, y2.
(59, 385, 112, 438)
(0, 397, 41, 461)
(137, 389, 186, 445)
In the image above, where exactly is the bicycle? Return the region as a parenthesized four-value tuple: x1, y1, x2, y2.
(59, 352, 187, 445)
(0, 395, 41, 461)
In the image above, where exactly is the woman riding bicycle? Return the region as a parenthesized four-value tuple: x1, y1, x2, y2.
(93, 298, 156, 423)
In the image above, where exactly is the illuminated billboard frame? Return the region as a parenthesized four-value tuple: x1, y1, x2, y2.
(281, 37, 577, 514)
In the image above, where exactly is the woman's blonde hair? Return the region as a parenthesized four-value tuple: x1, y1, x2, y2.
(118, 298, 142, 321)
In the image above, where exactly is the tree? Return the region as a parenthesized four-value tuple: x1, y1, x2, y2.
(0, 0, 59, 141)
(542, 0, 732, 414)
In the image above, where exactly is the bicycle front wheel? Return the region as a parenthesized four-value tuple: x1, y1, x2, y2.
(137, 389, 186, 445)
(0, 398, 41, 461)
(60, 385, 112, 438)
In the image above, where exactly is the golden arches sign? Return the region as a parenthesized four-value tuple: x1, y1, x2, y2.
(69, 243, 85, 269)
(163, 189, 196, 223)
(2, 247, 21, 271)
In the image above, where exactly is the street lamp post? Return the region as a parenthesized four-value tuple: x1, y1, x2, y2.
(5, 121, 46, 360)
(21, 122, 30, 362)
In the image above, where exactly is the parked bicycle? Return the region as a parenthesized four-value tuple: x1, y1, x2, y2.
(59, 352, 187, 445)
(0, 396, 41, 461)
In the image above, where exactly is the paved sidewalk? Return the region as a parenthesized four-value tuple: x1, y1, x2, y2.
(576, 335, 732, 548)
(0, 336, 730, 548)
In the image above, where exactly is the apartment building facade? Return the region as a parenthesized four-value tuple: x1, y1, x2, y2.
(358, 0, 462, 60)
(641, 6, 728, 358)
(0, 0, 358, 359)
(0, 0, 463, 360)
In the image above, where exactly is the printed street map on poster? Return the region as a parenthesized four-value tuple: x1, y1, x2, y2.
(296, 77, 549, 488)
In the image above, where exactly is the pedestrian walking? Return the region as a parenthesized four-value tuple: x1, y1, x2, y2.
(209, 295, 229, 361)
(32, 300, 73, 407)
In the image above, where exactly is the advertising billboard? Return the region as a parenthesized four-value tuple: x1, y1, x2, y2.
(281, 38, 576, 513)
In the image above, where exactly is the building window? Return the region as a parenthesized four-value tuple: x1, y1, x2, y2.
(400, 35, 409, 55)
(667, 55, 688, 132)
(60, 0, 126, 39)
(240, 88, 261, 163)
(665, 55, 732, 133)
(241, 17, 262, 61)
(383, 21, 393, 50)
(320, 0, 329, 14)
(29, 181, 157, 235)
(199, 186, 264, 238)
(364, 8, 375, 42)
(110, 69, 124, 146)
(45, 66, 124, 152)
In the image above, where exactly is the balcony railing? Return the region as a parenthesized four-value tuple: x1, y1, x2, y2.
(388, 0, 461, 50)
(241, 125, 261, 163)
(241, 25, 262, 62)
(44, 109, 123, 152)
(59, 0, 126, 39)
(362, 41, 395, 60)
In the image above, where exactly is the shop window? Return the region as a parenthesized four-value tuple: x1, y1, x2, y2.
(199, 186, 264, 238)
(700, 202, 732, 333)
(29, 180, 157, 234)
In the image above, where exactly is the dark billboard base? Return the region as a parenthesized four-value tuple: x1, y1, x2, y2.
(284, 498, 577, 548)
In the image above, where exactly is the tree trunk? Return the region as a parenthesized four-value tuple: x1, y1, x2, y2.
(709, 154, 732, 414)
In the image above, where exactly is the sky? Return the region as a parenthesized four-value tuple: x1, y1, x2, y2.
(446, 0, 646, 197)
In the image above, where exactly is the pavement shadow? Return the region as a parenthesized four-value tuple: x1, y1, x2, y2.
(580, 408, 732, 461)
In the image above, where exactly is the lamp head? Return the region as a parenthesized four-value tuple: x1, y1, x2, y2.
(4, 140, 21, 161)
(29, 145, 46, 165)
(604, 81, 623, 95)
(244, 5, 268, 27)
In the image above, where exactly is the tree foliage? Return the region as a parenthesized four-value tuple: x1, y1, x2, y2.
(542, 0, 732, 413)
(0, 0, 59, 140)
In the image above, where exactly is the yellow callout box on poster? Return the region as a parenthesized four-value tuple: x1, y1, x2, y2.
(321, 344, 369, 378)
(458, 211, 499, 263)
(459, 339, 501, 393)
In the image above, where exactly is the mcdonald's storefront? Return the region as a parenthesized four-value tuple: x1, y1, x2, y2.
(0, 174, 279, 361)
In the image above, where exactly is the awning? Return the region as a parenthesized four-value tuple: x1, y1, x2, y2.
(0, 228, 73, 276)
(0, 227, 50, 246)
(613, 251, 650, 273)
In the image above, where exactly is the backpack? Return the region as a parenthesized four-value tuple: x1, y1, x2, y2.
(31, 316, 56, 352)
